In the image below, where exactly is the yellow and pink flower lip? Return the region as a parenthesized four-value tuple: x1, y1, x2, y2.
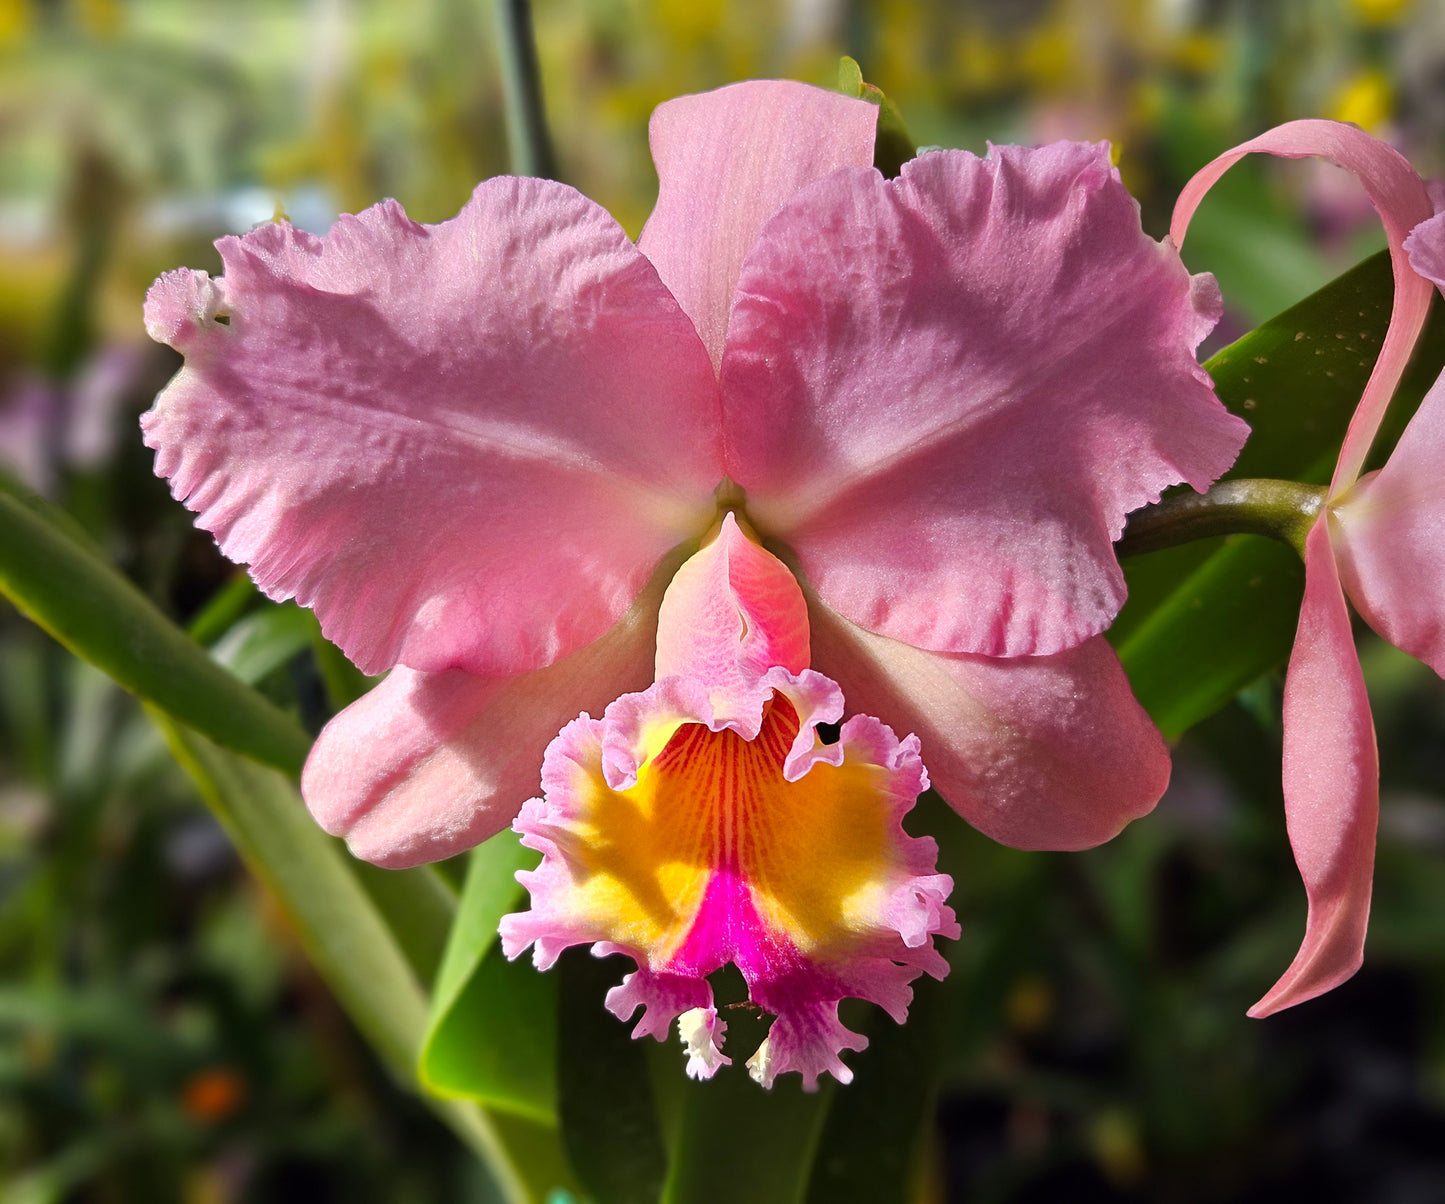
(500, 515, 959, 1087)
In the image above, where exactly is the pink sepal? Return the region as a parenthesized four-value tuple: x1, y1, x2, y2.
(806, 594, 1170, 851)
(143, 179, 720, 679)
(1251, 520, 1378, 1017)
(638, 80, 878, 371)
(1171, 120, 1434, 493)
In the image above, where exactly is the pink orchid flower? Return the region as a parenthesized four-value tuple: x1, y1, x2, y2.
(143, 80, 1246, 1083)
(1173, 120, 1439, 1016)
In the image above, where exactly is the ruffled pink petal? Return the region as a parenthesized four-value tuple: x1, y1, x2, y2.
(300, 567, 668, 868)
(500, 670, 957, 1089)
(1251, 520, 1378, 1017)
(804, 590, 1170, 851)
(1171, 119, 1435, 494)
(637, 80, 878, 372)
(653, 511, 811, 721)
(1333, 367, 1445, 677)
(722, 142, 1246, 658)
(143, 177, 722, 678)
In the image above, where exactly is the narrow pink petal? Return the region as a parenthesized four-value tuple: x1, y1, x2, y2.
(722, 143, 1246, 658)
(1171, 120, 1435, 493)
(636, 80, 877, 371)
(805, 591, 1171, 851)
(1333, 367, 1445, 676)
(143, 177, 722, 678)
(301, 568, 666, 868)
(1252, 520, 1378, 1017)
(653, 512, 811, 720)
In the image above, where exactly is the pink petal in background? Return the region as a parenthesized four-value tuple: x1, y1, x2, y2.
(1333, 368, 1445, 678)
(1171, 119, 1434, 494)
(1253, 521, 1379, 1017)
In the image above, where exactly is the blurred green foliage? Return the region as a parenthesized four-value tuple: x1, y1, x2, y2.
(3, 0, 1445, 1200)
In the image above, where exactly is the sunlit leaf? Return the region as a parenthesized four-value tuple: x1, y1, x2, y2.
(419, 833, 558, 1123)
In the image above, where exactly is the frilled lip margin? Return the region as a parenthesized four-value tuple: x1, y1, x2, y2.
(500, 667, 959, 1089)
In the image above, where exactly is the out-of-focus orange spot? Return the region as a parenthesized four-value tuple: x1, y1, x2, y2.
(182, 1068, 247, 1122)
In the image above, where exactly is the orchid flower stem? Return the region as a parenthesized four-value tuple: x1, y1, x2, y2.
(493, 0, 558, 180)
(1117, 478, 1326, 560)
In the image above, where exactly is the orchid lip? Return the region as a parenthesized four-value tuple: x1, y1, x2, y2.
(499, 519, 957, 1088)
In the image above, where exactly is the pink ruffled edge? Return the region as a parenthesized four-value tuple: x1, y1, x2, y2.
(499, 669, 958, 1089)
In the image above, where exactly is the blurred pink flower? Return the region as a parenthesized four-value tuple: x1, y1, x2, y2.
(142, 83, 1243, 900)
(1174, 120, 1438, 1016)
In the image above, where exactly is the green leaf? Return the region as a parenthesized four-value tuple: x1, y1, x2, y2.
(661, 980, 835, 1204)
(153, 711, 434, 1078)
(1114, 251, 1445, 734)
(802, 984, 951, 1204)
(420, 834, 559, 1123)
(208, 601, 316, 686)
(556, 949, 667, 1204)
(835, 55, 916, 179)
(151, 712, 561, 1203)
(351, 860, 458, 985)
(0, 476, 312, 775)
(1117, 536, 1304, 739)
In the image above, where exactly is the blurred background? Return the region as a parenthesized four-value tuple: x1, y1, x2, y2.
(3, 0, 1445, 1200)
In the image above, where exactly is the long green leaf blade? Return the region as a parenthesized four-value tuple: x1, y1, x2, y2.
(151, 712, 559, 1203)
(0, 478, 312, 775)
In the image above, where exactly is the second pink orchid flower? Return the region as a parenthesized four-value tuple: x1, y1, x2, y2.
(1175, 119, 1443, 1017)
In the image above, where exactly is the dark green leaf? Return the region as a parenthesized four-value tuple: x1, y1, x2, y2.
(556, 949, 667, 1204)
(661, 979, 834, 1204)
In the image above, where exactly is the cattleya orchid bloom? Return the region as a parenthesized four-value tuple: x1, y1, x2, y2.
(1174, 120, 1440, 1016)
(142, 80, 1247, 1083)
